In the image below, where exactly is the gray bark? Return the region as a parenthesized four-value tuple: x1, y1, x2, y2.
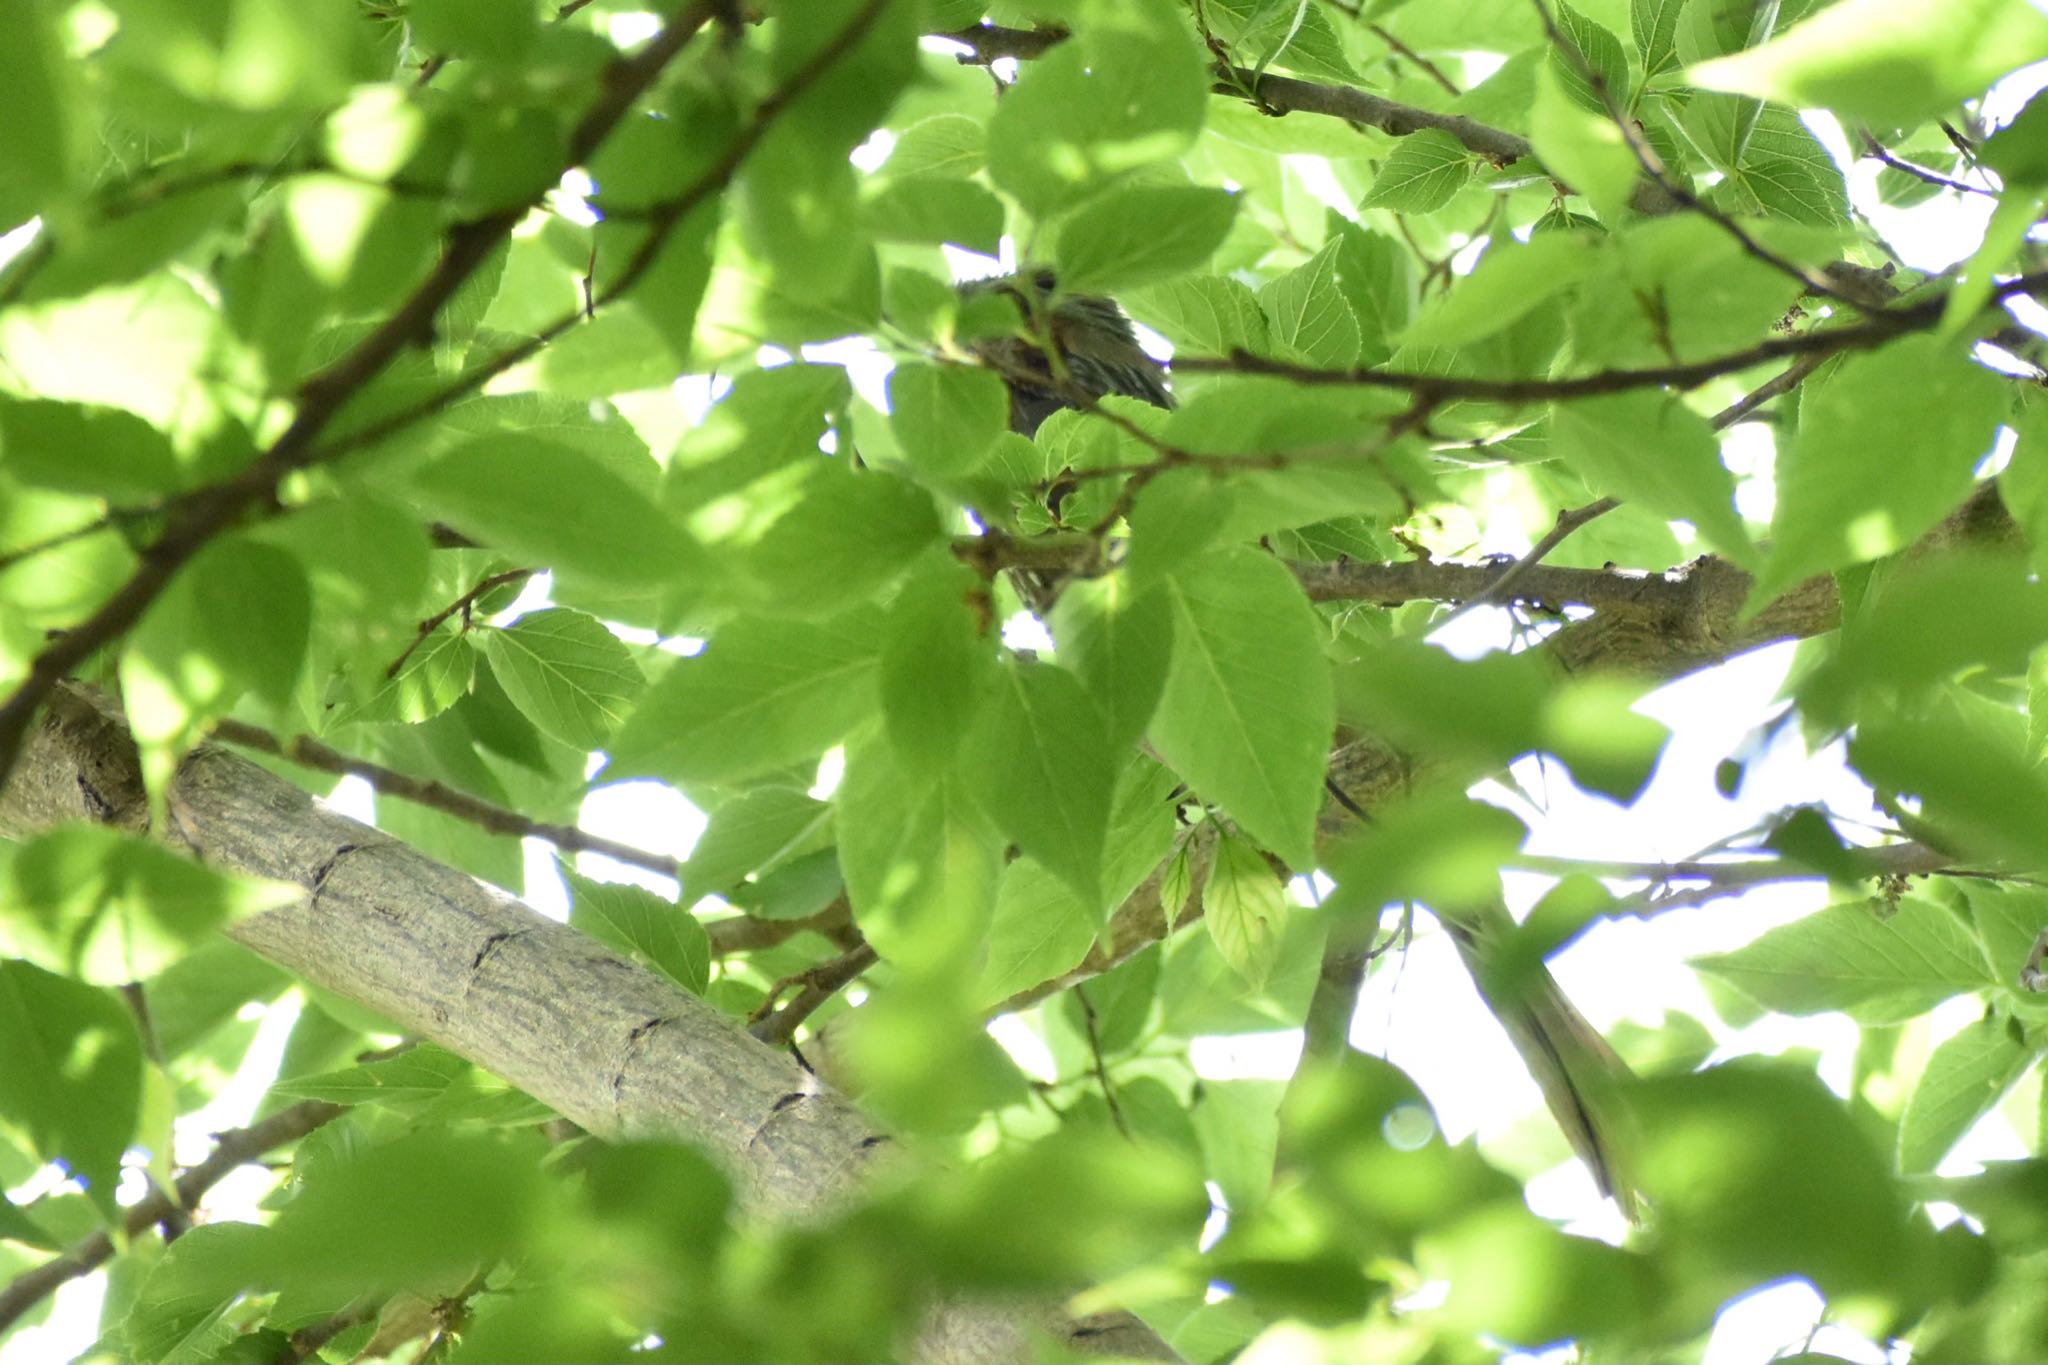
(0, 685, 1178, 1364)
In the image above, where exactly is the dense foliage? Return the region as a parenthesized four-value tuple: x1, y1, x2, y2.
(4, 0, 2048, 1360)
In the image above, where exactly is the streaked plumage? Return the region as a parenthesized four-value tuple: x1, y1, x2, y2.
(962, 269, 1173, 437)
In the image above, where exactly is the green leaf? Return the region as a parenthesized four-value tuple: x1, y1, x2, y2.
(683, 786, 832, 897)
(1402, 232, 1601, 348)
(880, 554, 998, 774)
(1530, 60, 1639, 221)
(1961, 882, 2048, 997)
(1552, 390, 1754, 566)
(338, 623, 477, 726)
(987, 21, 1209, 216)
(1849, 711, 2048, 871)
(1805, 556, 2048, 720)
(1052, 571, 1174, 748)
(1632, 0, 1687, 77)
(739, 132, 866, 298)
(1260, 237, 1361, 369)
(414, 433, 702, 589)
(964, 661, 1116, 910)
(724, 847, 842, 923)
(1983, 90, 2048, 189)
(0, 399, 180, 499)
(564, 868, 709, 995)
(1206, 833, 1290, 988)
(860, 175, 1004, 253)
(479, 608, 643, 749)
(272, 1043, 469, 1108)
(1939, 186, 2044, 340)
(1056, 187, 1240, 294)
(189, 536, 313, 710)
(1756, 336, 2006, 602)
(0, 961, 141, 1220)
(410, 0, 537, 65)
(0, 826, 297, 985)
(882, 113, 986, 179)
(836, 731, 1000, 975)
(1550, 0, 1633, 112)
(1328, 218, 1413, 363)
(1688, 0, 2048, 128)
(1728, 106, 1849, 226)
(120, 1221, 267, 1361)
(740, 463, 942, 612)
(1359, 130, 1474, 213)
(0, 0, 75, 222)
(977, 858, 1102, 1009)
(888, 362, 1008, 479)
(1632, 1064, 1917, 1300)
(1150, 548, 1335, 868)
(143, 941, 290, 1061)
(1124, 275, 1272, 358)
(1897, 1019, 2035, 1174)
(1206, 0, 1362, 82)
(1695, 898, 1996, 1021)
(607, 606, 882, 786)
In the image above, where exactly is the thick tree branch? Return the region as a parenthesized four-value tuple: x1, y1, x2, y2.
(0, 687, 1175, 1364)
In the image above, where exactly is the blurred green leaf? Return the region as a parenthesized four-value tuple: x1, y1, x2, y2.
(0, 827, 297, 985)
(0, 961, 141, 1221)
(1690, 0, 2048, 128)
(1696, 897, 1997, 1021)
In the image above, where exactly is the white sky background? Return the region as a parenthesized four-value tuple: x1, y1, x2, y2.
(7, 43, 2048, 1365)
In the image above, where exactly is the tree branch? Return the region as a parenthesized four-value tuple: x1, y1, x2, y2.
(0, 0, 895, 792)
(209, 717, 851, 958)
(0, 0, 715, 787)
(748, 941, 880, 1046)
(210, 719, 684, 880)
(0, 1099, 345, 1334)
(0, 687, 1173, 1363)
(934, 24, 1535, 166)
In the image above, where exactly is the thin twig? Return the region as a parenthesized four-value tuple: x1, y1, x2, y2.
(0, 513, 129, 574)
(210, 717, 854, 956)
(383, 567, 536, 679)
(1179, 265, 2048, 399)
(747, 941, 879, 1045)
(210, 717, 686, 877)
(1527, 0, 1871, 313)
(0, 1100, 346, 1333)
(937, 25, 1533, 165)
(1074, 984, 1131, 1138)
(1433, 497, 1620, 629)
(1709, 351, 1829, 427)
(1367, 23, 1461, 97)
(1859, 132, 1998, 199)
(0, 0, 892, 790)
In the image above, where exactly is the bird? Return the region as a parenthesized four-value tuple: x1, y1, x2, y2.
(960, 268, 1173, 438)
(1443, 909, 1639, 1219)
